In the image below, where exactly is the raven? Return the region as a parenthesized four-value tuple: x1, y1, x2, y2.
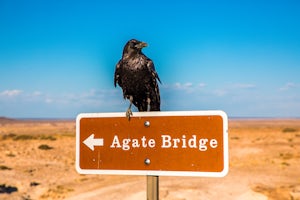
(114, 39, 161, 119)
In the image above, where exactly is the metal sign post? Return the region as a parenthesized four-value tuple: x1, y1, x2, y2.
(75, 111, 228, 199)
(147, 175, 159, 200)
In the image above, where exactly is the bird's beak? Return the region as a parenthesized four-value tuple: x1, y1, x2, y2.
(135, 42, 148, 49)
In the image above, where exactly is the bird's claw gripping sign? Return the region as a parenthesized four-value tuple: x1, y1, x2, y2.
(76, 111, 229, 177)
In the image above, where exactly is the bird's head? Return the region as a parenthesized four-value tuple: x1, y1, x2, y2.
(122, 39, 148, 57)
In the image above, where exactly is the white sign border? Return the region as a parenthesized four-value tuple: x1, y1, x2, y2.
(76, 110, 229, 177)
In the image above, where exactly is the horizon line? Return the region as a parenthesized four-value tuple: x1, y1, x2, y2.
(1, 116, 300, 122)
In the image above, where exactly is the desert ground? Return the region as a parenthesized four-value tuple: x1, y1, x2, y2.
(0, 117, 299, 200)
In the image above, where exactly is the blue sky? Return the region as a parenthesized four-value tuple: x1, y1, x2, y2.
(0, 0, 300, 118)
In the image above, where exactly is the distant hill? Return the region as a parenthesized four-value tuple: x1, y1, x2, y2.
(0, 117, 17, 124)
(0, 117, 74, 124)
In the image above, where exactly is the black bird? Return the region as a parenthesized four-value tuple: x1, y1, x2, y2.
(114, 39, 161, 119)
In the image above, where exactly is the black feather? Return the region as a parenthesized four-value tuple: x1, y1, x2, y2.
(114, 39, 161, 111)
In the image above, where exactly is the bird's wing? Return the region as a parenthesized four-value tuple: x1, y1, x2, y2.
(146, 58, 161, 110)
(114, 61, 122, 87)
(146, 59, 161, 84)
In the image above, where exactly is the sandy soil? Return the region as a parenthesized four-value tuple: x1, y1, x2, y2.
(0, 117, 300, 200)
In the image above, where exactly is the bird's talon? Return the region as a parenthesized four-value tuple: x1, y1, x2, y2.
(147, 98, 151, 112)
(126, 109, 133, 120)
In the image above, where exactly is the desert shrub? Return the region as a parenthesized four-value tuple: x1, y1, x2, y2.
(0, 165, 12, 170)
(40, 135, 56, 141)
(1, 133, 17, 140)
(6, 152, 16, 157)
(0, 184, 18, 194)
(38, 144, 53, 150)
(9, 134, 56, 141)
(30, 182, 40, 187)
(13, 135, 36, 141)
(282, 128, 298, 133)
(281, 162, 290, 166)
(231, 136, 240, 140)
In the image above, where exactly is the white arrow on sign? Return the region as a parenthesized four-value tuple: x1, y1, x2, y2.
(83, 134, 104, 151)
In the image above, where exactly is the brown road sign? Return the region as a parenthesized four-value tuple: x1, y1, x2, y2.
(76, 111, 228, 177)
